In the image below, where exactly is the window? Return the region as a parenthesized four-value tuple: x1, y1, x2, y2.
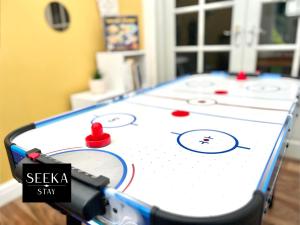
(45, 2, 70, 31)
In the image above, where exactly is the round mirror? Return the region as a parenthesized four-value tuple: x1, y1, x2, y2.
(45, 2, 70, 32)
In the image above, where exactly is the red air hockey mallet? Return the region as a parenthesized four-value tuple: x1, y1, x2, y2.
(85, 122, 111, 148)
(236, 71, 247, 81)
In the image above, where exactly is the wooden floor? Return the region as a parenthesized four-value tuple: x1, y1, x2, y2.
(0, 158, 299, 225)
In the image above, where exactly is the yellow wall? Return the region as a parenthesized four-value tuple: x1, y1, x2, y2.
(0, 0, 143, 184)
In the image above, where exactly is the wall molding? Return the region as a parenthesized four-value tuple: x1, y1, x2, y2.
(0, 179, 22, 207)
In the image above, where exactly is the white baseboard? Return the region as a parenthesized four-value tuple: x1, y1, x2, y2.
(0, 179, 22, 207)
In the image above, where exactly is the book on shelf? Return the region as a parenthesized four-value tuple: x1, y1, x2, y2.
(124, 58, 144, 91)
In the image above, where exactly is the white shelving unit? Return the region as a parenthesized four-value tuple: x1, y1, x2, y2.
(71, 50, 152, 110)
(96, 50, 147, 93)
(70, 89, 122, 110)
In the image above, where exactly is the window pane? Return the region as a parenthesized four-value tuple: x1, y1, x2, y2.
(259, 3, 298, 44)
(176, 53, 198, 76)
(51, 3, 62, 24)
(176, 0, 198, 7)
(176, 13, 198, 46)
(204, 52, 229, 72)
(206, 0, 230, 3)
(256, 51, 293, 75)
(205, 8, 232, 45)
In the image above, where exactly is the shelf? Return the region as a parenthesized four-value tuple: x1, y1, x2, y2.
(70, 90, 124, 110)
(96, 50, 145, 57)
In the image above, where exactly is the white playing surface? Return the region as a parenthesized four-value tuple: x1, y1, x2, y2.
(13, 74, 300, 217)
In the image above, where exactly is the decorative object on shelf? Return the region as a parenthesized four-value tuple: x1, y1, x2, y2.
(89, 70, 106, 94)
(104, 16, 139, 51)
(96, 0, 119, 17)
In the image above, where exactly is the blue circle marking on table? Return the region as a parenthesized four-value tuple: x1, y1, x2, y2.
(50, 149, 128, 189)
(246, 84, 281, 93)
(91, 113, 137, 128)
(173, 129, 250, 154)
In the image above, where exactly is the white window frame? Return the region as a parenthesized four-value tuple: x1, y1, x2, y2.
(143, 0, 300, 83)
(144, 0, 246, 82)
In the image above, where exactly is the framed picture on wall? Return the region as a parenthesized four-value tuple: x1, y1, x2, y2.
(104, 16, 139, 51)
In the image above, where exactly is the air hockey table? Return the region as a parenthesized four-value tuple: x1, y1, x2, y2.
(4, 73, 300, 225)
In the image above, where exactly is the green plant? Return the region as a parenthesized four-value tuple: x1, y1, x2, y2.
(93, 70, 103, 80)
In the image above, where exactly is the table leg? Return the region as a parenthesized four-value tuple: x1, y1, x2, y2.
(66, 215, 81, 225)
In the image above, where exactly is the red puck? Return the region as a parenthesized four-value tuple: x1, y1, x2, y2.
(172, 110, 190, 117)
(214, 90, 228, 95)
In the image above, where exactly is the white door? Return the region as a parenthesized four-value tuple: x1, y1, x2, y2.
(160, 0, 300, 79)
